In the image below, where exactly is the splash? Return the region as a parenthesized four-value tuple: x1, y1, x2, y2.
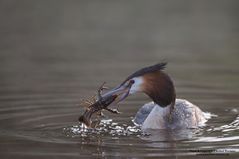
(63, 119, 144, 138)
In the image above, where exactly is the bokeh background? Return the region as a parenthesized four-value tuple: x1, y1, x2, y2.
(0, 0, 238, 158)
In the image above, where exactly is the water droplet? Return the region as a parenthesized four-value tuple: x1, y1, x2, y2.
(63, 118, 143, 138)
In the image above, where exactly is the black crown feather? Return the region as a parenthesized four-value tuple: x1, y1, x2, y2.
(121, 62, 167, 85)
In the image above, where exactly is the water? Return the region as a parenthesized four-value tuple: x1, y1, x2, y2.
(0, 1, 239, 158)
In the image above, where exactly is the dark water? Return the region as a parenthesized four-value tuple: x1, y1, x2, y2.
(0, 1, 239, 158)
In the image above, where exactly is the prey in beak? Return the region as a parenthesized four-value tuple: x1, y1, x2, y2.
(102, 80, 135, 107)
(78, 81, 134, 127)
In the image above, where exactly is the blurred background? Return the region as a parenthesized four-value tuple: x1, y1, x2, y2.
(0, 0, 238, 158)
(0, 0, 238, 91)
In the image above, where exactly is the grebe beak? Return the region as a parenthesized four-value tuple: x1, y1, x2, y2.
(102, 80, 134, 105)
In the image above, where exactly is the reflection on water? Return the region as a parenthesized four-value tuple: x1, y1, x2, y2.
(0, 0, 239, 158)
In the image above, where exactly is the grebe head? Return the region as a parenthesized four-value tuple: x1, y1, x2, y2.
(106, 63, 176, 107)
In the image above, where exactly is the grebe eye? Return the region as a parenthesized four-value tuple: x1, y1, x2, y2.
(129, 80, 135, 84)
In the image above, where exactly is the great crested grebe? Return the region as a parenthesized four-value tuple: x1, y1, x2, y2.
(103, 63, 209, 130)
